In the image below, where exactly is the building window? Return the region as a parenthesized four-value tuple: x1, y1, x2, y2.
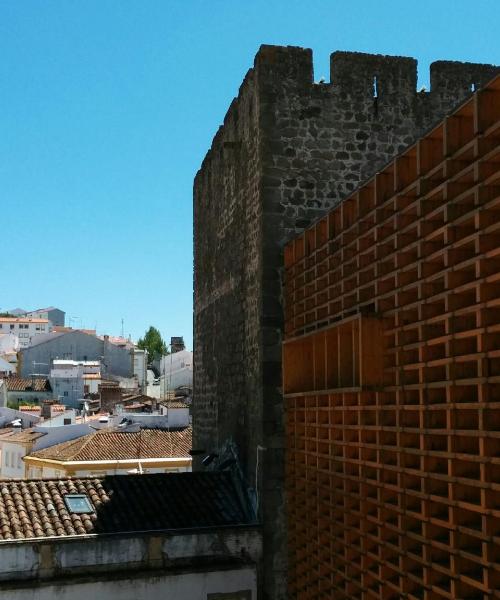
(64, 494, 94, 514)
(10, 325, 14, 330)
(63, 391, 68, 397)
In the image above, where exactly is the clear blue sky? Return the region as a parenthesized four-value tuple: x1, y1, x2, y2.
(1, 1, 499, 349)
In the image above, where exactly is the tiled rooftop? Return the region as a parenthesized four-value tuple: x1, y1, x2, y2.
(5, 378, 51, 392)
(122, 393, 156, 403)
(0, 429, 46, 444)
(29, 427, 192, 462)
(0, 317, 48, 324)
(0, 472, 254, 540)
(160, 400, 190, 409)
(19, 406, 41, 413)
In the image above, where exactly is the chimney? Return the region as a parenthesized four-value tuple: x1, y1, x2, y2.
(170, 336, 185, 354)
(41, 400, 54, 420)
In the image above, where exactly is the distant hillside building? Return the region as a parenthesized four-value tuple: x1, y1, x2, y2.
(18, 330, 134, 379)
(6, 308, 27, 317)
(25, 307, 65, 327)
(0, 317, 51, 348)
(49, 360, 102, 408)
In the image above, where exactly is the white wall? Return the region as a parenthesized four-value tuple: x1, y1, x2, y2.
(0, 406, 41, 428)
(0, 528, 260, 599)
(1, 441, 27, 478)
(159, 350, 193, 389)
(41, 410, 76, 427)
(1, 567, 256, 600)
(158, 406, 190, 427)
(0, 333, 19, 353)
(32, 423, 93, 451)
(27, 465, 64, 478)
(71, 464, 191, 476)
(0, 357, 14, 375)
(110, 411, 189, 429)
(34, 463, 191, 478)
(132, 348, 147, 390)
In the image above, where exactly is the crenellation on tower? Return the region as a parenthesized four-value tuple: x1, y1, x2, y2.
(330, 51, 418, 97)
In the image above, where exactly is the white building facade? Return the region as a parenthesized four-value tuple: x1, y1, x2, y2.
(132, 348, 147, 391)
(24, 307, 65, 327)
(159, 350, 193, 391)
(0, 317, 51, 348)
(50, 360, 101, 408)
(0, 422, 93, 479)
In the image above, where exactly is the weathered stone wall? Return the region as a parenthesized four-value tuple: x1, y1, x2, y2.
(193, 45, 498, 600)
(194, 68, 262, 471)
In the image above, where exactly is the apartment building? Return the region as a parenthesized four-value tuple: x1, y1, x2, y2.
(0, 317, 51, 348)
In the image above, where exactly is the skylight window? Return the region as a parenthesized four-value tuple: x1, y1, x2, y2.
(64, 494, 94, 514)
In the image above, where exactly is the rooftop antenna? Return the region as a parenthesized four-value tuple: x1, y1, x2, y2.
(121, 318, 124, 339)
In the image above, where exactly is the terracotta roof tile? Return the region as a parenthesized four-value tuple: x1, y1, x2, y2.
(6, 378, 51, 392)
(0, 317, 48, 324)
(19, 406, 41, 413)
(160, 400, 189, 409)
(0, 473, 254, 540)
(2, 429, 46, 444)
(29, 427, 192, 462)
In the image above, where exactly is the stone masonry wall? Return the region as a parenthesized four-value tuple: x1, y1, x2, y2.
(194, 68, 262, 471)
(193, 45, 498, 600)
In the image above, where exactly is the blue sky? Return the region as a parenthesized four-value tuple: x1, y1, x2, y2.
(1, 1, 499, 349)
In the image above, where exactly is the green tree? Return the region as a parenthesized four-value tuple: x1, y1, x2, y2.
(137, 326, 168, 362)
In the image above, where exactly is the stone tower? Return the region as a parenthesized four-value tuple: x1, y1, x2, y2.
(193, 45, 498, 599)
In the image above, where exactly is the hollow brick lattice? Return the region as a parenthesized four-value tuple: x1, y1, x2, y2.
(284, 76, 500, 599)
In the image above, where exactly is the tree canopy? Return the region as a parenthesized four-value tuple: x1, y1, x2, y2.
(137, 326, 168, 362)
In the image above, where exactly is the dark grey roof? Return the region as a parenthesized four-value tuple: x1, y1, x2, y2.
(23, 332, 66, 348)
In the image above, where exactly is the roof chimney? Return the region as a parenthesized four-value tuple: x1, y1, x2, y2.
(41, 399, 54, 420)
